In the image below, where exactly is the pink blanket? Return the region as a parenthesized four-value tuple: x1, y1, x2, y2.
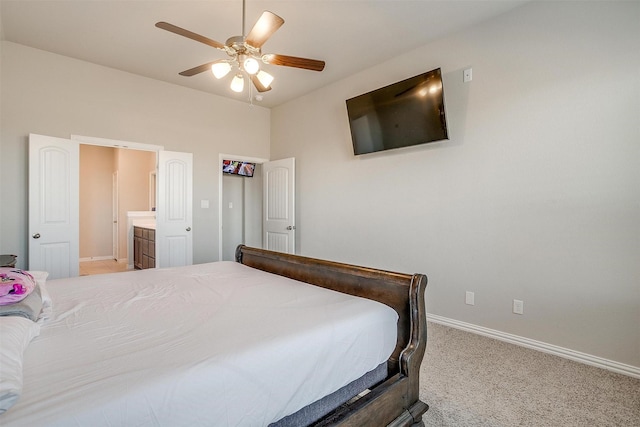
(0, 269, 36, 306)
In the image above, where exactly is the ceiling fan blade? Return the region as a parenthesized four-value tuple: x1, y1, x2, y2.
(155, 21, 225, 50)
(262, 54, 325, 72)
(179, 61, 221, 77)
(245, 11, 284, 48)
(250, 74, 272, 92)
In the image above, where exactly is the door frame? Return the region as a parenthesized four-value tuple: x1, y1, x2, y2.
(71, 135, 164, 152)
(72, 135, 164, 268)
(218, 153, 268, 261)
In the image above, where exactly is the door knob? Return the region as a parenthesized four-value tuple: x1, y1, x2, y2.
(286, 226, 296, 231)
(32, 233, 41, 239)
(186, 227, 191, 232)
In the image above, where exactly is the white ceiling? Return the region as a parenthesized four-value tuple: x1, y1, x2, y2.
(1, 0, 528, 108)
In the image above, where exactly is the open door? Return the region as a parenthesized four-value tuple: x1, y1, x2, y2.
(30, 134, 193, 276)
(263, 157, 295, 254)
(156, 150, 193, 267)
(28, 134, 80, 279)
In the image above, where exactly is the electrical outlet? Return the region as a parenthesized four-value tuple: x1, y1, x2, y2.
(465, 291, 475, 306)
(513, 299, 524, 315)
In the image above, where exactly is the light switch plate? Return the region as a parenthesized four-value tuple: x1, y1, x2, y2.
(465, 291, 475, 306)
(463, 68, 473, 83)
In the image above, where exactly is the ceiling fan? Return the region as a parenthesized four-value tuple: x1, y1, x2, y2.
(155, 0, 325, 94)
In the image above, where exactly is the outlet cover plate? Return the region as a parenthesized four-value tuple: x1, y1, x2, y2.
(513, 299, 524, 315)
(465, 291, 475, 306)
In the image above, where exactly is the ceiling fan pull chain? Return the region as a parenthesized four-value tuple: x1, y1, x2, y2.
(241, 0, 246, 38)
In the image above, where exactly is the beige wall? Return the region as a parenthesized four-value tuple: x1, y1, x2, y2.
(79, 144, 115, 258)
(78, 146, 155, 261)
(271, 2, 640, 368)
(0, 41, 270, 266)
(115, 148, 156, 258)
(0, 9, 3, 248)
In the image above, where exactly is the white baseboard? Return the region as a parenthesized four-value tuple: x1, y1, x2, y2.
(79, 256, 115, 262)
(426, 313, 640, 379)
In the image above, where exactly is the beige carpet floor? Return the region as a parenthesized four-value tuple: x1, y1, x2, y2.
(420, 323, 640, 426)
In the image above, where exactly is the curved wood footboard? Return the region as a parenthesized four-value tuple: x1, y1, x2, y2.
(236, 246, 429, 426)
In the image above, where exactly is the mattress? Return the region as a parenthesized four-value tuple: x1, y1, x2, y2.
(1, 261, 398, 426)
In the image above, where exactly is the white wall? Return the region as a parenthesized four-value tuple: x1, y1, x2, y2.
(271, 2, 640, 368)
(0, 41, 270, 266)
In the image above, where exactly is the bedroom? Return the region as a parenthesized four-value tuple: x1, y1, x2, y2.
(0, 0, 638, 424)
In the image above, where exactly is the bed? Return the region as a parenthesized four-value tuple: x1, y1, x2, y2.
(0, 245, 428, 426)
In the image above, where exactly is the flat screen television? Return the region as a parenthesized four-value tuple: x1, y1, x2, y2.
(222, 160, 256, 177)
(346, 68, 449, 155)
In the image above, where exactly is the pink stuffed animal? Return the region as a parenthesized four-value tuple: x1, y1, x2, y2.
(0, 268, 36, 306)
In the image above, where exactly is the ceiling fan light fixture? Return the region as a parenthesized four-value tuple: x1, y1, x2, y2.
(157, 6, 324, 97)
(211, 62, 231, 79)
(230, 73, 245, 92)
(256, 70, 274, 88)
(243, 57, 260, 75)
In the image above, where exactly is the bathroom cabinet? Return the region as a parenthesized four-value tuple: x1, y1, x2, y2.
(133, 226, 155, 269)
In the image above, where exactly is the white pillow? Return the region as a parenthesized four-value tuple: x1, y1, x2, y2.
(0, 316, 40, 413)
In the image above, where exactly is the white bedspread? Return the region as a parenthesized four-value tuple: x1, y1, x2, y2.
(1, 262, 397, 426)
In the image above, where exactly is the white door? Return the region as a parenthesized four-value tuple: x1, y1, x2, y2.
(28, 134, 79, 279)
(156, 150, 193, 267)
(263, 158, 295, 254)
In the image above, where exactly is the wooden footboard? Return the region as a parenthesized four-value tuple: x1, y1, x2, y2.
(236, 246, 429, 426)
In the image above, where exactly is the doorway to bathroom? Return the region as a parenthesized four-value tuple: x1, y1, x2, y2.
(78, 144, 156, 275)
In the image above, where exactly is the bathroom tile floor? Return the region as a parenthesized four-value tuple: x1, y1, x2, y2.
(79, 259, 130, 276)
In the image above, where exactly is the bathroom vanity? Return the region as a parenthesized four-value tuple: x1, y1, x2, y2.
(133, 225, 155, 269)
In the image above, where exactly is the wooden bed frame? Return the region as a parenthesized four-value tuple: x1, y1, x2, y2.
(236, 245, 429, 427)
